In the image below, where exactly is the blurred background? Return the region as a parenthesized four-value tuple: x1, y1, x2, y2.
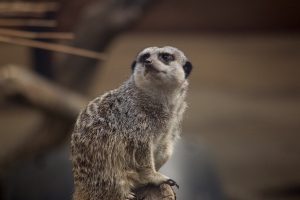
(0, 0, 299, 199)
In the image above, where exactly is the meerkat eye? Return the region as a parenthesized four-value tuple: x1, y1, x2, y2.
(160, 53, 175, 63)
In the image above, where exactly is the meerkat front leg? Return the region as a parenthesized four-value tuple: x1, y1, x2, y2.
(130, 142, 179, 188)
(154, 142, 173, 171)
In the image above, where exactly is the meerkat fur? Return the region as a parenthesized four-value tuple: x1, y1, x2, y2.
(71, 46, 192, 200)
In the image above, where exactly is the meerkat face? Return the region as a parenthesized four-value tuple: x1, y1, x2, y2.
(131, 46, 192, 91)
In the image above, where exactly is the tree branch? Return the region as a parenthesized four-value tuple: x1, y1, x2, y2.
(0, 35, 107, 60)
(0, 19, 57, 27)
(0, 65, 87, 119)
(0, 65, 87, 171)
(0, 28, 74, 40)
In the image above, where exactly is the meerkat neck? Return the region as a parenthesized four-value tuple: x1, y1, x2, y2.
(130, 76, 188, 109)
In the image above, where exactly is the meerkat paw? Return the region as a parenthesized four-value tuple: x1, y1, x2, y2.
(163, 178, 179, 189)
(125, 192, 137, 200)
(145, 172, 171, 186)
(126, 192, 145, 200)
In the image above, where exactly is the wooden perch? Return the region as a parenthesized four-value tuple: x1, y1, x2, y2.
(0, 35, 107, 60)
(0, 28, 74, 40)
(135, 184, 176, 200)
(0, 19, 57, 27)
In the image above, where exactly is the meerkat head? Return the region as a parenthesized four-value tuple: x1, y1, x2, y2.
(131, 46, 192, 92)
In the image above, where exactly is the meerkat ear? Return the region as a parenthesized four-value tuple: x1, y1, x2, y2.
(183, 61, 192, 78)
(131, 61, 136, 72)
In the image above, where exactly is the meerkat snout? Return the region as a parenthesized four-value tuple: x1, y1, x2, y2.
(139, 52, 158, 73)
(144, 59, 152, 65)
(142, 55, 155, 71)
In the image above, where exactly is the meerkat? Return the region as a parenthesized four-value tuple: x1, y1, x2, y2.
(71, 46, 192, 200)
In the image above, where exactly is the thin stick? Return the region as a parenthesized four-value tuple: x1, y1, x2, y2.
(0, 19, 57, 27)
(0, 2, 59, 13)
(0, 35, 107, 60)
(0, 28, 74, 40)
(0, 11, 49, 18)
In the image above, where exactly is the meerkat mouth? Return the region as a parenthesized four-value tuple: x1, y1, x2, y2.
(144, 64, 166, 75)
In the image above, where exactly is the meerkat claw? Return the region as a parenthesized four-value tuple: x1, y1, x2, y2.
(126, 193, 145, 200)
(126, 192, 137, 200)
(164, 179, 179, 189)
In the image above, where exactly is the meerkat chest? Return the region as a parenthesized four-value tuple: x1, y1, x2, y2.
(153, 98, 187, 142)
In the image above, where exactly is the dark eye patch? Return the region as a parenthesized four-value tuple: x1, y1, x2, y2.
(159, 53, 175, 63)
(131, 60, 136, 72)
(183, 61, 192, 78)
(138, 53, 150, 63)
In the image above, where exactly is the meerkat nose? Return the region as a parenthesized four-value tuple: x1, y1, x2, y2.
(144, 59, 153, 67)
(144, 59, 152, 64)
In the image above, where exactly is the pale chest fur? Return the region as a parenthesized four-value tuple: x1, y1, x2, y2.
(152, 88, 187, 149)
